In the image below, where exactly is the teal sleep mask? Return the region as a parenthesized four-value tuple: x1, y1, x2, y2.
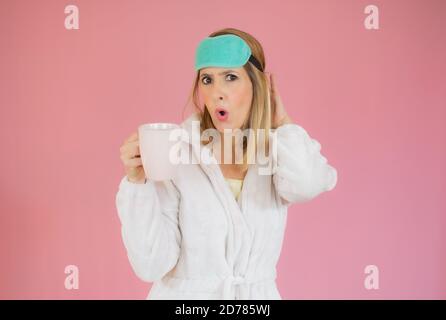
(194, 34, 263, 72)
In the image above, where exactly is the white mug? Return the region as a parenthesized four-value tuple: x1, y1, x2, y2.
(138, 122, 180, 181)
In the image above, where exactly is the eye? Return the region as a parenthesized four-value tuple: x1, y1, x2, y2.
(226, 74, 238, 81)
(201, 74, 238, 85)
(202, 76, 211, 85)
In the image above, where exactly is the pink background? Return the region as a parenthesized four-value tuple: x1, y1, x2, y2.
(1, 0, 445, 299)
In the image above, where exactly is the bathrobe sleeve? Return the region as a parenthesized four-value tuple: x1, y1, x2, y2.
(115, 175, 181, 282)
(272, 123, 338, 205)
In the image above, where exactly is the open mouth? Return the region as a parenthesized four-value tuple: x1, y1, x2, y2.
(215, 108, 229, 121)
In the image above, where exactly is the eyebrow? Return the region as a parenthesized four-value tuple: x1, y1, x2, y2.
(200, 70, 238, 77)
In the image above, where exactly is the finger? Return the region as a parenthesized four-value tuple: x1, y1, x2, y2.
(125, 132, 138, 143)
(265, 72, 271, 90)
(124, 156, 143, 168)
(120, 140, 140, 158)
(269, 75, 274, 94)
(270, 73, 277, 93)
(120, 140, 137, 154)
(127, 140, 140, 158)
(270, 74, 283, 104)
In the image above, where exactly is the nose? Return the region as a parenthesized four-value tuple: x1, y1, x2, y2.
(213, 93, 225, 105)
(210, 81, 226, 103)
(211, 94, 225, 107)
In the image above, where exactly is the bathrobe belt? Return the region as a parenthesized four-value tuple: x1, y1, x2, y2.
(222, 274, 277, 300)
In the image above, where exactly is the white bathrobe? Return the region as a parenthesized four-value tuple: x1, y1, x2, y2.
(115, 113, 338, 299)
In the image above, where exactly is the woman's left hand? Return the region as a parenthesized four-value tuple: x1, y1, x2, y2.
(266, 72, 294, 128)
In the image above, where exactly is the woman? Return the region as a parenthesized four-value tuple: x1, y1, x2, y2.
(116, 28, 338, 299)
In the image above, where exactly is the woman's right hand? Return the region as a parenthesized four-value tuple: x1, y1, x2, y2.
(120, 131, 147, 184)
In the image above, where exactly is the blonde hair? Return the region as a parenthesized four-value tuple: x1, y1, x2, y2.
(183, 28, 275, 172)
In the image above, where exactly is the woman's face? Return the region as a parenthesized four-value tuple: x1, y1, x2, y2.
(198, 67, 253, 133)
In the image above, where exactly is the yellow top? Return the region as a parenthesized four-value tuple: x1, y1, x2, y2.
(225, 178, 244, 201)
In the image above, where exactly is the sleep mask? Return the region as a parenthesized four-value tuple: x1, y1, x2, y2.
(194, 34, 263, 72)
